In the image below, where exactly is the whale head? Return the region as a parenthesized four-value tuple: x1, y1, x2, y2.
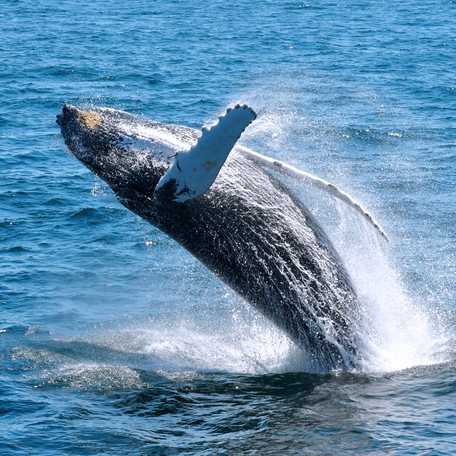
(57, 103, 257, 209)
(56, 104, 179, 200)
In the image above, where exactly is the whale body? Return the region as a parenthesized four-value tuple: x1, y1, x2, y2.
(57, 103, 366, 371)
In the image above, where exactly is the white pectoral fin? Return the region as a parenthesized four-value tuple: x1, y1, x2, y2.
(155, 104, 257, 202)
(240, 147, 389, 241)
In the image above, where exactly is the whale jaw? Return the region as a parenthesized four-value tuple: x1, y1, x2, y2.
(57, 104, 167, 197)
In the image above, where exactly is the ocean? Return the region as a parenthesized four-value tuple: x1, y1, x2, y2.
(1, 0, 455, 454)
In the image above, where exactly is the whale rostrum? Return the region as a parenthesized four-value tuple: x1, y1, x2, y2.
(57, 103, 381, 371)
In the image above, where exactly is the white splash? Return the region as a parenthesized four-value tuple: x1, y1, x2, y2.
(224, 89, 450, 374)
(310, 198, 450, 373)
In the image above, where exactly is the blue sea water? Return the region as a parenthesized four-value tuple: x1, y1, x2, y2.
(1, 0, 455, 454)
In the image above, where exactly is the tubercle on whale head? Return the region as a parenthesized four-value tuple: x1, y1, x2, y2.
(56, 103, 106, 169)
(57, 103, 165, 199)
(56, 103, 103, 130)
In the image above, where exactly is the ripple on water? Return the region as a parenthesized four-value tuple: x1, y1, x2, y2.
(1, 0, 455, 454)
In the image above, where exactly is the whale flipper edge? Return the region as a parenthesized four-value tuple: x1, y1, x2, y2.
(156, 104, 256, 202)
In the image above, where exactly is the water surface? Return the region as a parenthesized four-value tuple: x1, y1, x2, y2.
(1, 0, 455, 454)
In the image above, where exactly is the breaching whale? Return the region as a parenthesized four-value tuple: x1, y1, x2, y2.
(57, 103, 383, 371)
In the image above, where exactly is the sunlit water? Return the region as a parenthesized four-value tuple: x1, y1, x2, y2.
(1, 0, 455, 454)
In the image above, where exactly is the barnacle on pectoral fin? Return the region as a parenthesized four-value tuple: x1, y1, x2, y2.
(77, 111, 103, 130)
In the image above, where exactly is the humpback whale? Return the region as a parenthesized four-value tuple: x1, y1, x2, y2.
(57, 103, 383, 371)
